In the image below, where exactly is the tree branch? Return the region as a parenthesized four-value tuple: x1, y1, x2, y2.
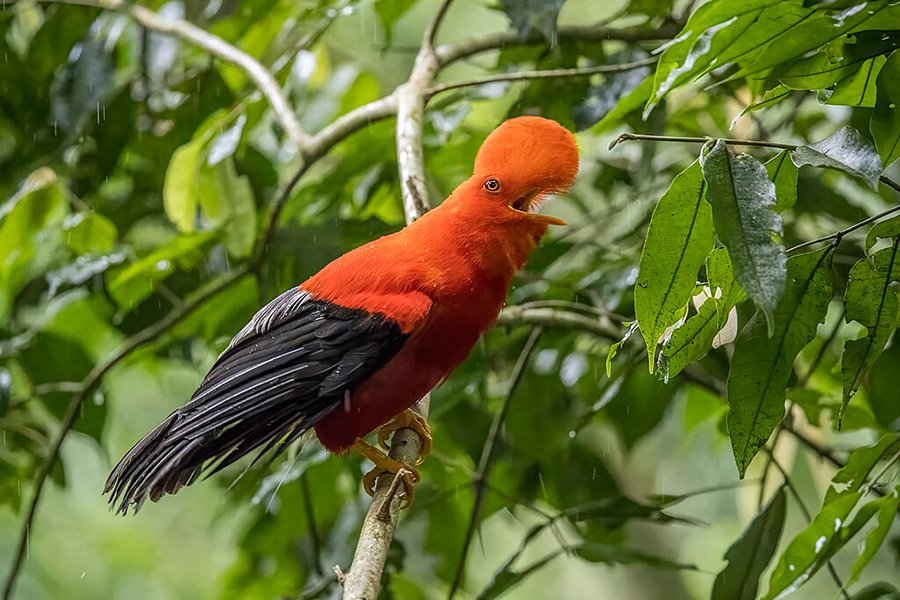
(434, 22, 681, 67)
(425, 57, 657, 99)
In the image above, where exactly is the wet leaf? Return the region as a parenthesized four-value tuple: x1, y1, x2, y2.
(849, 488, 900, 584)
(765, 151, 799, 213)
(712, 487, 786, 600)
(762, 492, 861, 600)
(659, 248, 744, 378)
(727, 247, 834, 477)
(840, 238, 900, 417)
(702, 140, 785, 331)
(63, 212, 117, 255)
(871, 51, 900, 168)
(635, 161, 713, 371)
(197, 158, 258, 258)
(572, 59, 652, 131)
(824, 434, 900, 505)
(791, 126, 883, 190)
(163, 138, 205, 233)
(50, 25, 114, 134)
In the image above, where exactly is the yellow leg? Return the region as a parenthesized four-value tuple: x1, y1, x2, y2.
(351, 439, 420, 507)
(376, 409, 433, 465)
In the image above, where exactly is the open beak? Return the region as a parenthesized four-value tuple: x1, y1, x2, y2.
(510, 188, 567, 226)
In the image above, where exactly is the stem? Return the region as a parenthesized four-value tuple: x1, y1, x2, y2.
(448, 328, 543, 599)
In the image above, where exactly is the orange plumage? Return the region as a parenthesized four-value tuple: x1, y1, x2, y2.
(105, 116, 579, 513)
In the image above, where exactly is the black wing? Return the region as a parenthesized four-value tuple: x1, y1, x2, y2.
(104, 287, 407, 514)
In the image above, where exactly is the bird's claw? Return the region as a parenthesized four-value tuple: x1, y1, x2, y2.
(376, 409, 433, 465)
(362, 464, 420, 508)
(351, 439, 421, 508)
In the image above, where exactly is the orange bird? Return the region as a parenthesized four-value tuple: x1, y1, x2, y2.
(105, 116, 579, 513)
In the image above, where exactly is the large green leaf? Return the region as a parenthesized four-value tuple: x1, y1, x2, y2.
(702, 140, 785, 330)
(727, 247, 834, 477)
(824, 433, 900, 505)
(871, 51, 900, 167)
(197, 159, 258, 258)
(644, 0, 783, 115)
(763, 492, 863, 600)
(635, 161, 714, 370)
(765, 151, 799, 213)
(849, 488, 900, 584)
(841, 236, 900, 416)
(658, 248, 744, 378)
(791, 126, 883, 190)
(712, 487, 786, 600)
(163, 137, 205, 233)
(0, 168, 68, 320)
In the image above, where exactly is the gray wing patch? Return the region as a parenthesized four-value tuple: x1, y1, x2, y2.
(224, 287, 311, 353)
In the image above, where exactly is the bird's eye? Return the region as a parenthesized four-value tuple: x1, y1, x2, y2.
(483, 178, 502, 192)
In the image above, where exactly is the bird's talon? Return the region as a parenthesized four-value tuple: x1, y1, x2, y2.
(374, 408, 433, 460)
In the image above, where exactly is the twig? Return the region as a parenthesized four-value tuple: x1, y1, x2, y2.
(38, 0, 311, 153)
(498, 305, 621, 340)
(767, 451, 851, 600)
(300, 473, 324, 577)
(425, 57, 657, 99)
(448, 327, 543, 599)
(787, 204, 900, 253)
(342, 3, 454, 597)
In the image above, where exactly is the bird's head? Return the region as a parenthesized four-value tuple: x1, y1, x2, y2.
(470, 116, 579, 226)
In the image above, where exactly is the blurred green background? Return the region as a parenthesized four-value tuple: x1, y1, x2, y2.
(1, 0, 899, 598)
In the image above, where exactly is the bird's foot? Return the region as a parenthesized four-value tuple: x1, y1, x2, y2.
(376, 408, 432, 465)
(351, 439, 420, 508)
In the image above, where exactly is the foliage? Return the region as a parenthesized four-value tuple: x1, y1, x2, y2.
(1, 0, 899, 599)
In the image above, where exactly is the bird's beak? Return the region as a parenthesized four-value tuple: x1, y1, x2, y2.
(510, 189, 567, 226)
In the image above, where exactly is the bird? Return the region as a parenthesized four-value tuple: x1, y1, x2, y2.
(104, 116, 580, 514)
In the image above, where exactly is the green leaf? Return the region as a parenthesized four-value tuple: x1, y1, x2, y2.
(826, 56, 887, 107)
(824, 434, 900, 505)
(841, 238, 900, 416)
(765, 151, 799, 213)
(702, 140, 786, 330)
(50, 26, 114, 134)
(867, 339, 900, 430)
(63, 212, 117, 255)
(644, 0, 783, 116)
(850, 582, 900, 600)
(163, 137, 205, 232)
(575, 543, 697, 570)
(727, 247, 834, 477)
(871, 51, 900, 167)
(635, 161, 714, 370)
(0, 168, 69, 320)
(659, 249, 744, 378)
(791, 126, 883, 190)
(849, 488, 900, 584)
(762, 491, 862, 600)
(477, 551, 560, 600)
(497, 0, 566, 42)
(712, 487, 787, 600)
(634, 162, 713, 372)
(374, 0, 414, 46)
(197, 158, 258, 258)
(108, 231, 216, 308)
